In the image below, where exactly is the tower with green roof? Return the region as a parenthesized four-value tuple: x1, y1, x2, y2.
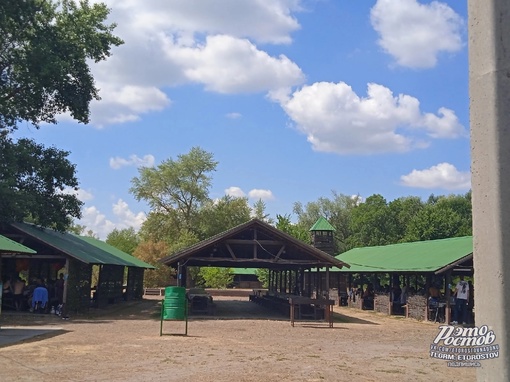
(309, 217, 336, 256)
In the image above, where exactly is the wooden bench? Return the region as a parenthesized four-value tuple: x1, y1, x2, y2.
(144, 288, 164, 296)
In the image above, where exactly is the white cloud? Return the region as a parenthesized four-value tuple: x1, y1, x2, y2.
(63, 187, 94, 202)
(111, 199, 146, 230)
(248, 189, 275, 201)
(77, 199, 146, 240)
(370, 0, 464, 68)
(225, 186, 274, 201)
(226, 112, 242, 119)
(165, 35, 304, 94)
(90, 85, 171, 128)
(109, 154, 155, 170)
(400, 162, 471, 190)
(105, 0, 302, 45)
(280, 81, 466, 155)
(79, 206, 117, 239)
(225, 186, 246, 198)
(86, 1, 304, 127)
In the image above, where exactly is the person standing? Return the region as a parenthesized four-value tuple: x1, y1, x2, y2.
(12, 276, 26, 311)
(453, 275, 469, 325)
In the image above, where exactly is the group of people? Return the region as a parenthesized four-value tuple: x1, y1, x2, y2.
(428, 275, 474, 325)
(2, 273, 65, 313)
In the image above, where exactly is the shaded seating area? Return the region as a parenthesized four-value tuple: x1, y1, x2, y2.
(159, 219, 349, 326)
(328, 236, 474, 324)
(1, 222, 154, 315)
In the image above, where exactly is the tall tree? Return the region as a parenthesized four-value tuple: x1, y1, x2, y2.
(0, 0, 123, 132)
(293, 191, 357, 252)
(0, 136, 82, 231)
(252, 199, 274, 224)
(106, 227, 140, 255)
(133, 240, 173, 288)
(199, 195, 251, 238)
(130, 147, 218, 235)
(404, 193, 472, 241)
(388, 196, 425, 242)
(347, 194, 396, 248)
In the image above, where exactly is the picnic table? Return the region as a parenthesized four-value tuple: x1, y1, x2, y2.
(289, 296, 335, 327)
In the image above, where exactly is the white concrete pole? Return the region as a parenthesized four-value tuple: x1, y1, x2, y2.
(469, 0, 510, 379)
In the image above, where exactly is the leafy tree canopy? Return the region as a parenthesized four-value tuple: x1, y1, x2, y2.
(106, 227, 140, 255)
(199, 267, 234, 289)
(0, 0, 123, 132)
(0, 136, 82, 231)
(130, 147, 218, 234)
(293, 191, 358, 252)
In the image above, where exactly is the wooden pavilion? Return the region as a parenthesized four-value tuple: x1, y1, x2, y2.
(330, 236, 474, 323)
(0, 222, 154, 314)
(159, 218, 350, 323)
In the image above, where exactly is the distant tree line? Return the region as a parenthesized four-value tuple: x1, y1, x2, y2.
(100, 147, 472, 288)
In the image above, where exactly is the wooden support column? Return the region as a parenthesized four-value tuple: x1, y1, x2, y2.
(445, 271, 452, 324)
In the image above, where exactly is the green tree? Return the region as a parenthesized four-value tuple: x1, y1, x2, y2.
(106, 227, 139, 255)
(252, 199, 274, 224)
(405, 193, 472, 241)
(0, 0, 123, 132)
(347, 194, 396, 248)
(199, 267, 234, 289)
(275, 214, 309, 242)
(133, 240, 173, 288)
(388, 196, 425, 242)
(293, 191, 357, 252)
(199, 195, 251, 238)
(130, 147, 218, 235)
(0, 136, 82, 231)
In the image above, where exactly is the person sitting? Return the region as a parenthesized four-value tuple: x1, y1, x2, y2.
(32, 283, 49, 313)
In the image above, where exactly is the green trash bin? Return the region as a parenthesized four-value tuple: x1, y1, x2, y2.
(163, 286, 186, 320)
(160, 286, 188, 336)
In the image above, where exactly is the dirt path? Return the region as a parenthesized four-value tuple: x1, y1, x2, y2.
(0, 297, 476, 382)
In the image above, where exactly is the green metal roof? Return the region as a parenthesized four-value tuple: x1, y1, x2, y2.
(0, 234, 36, 254)
(333, 236, 473, 273)
(309, 217, 336, 232)
(77, 235, 155, 269)
(10, 223, 152, 268)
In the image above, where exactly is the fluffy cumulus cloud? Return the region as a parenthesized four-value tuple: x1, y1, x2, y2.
(87, 0, 304, 126)
(109, 154, 155, 170)
(225, 186, 246, 198)
(78, 199, 146, 240)
(225, 186, 274, 201)
(248, 189, 275, 201)
(90, 85, 170, 128)
(280, 81, 466, 155)
(370, 0, 464, 68)
(400, 162, 471, 190)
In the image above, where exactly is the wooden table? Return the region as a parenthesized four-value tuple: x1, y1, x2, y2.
(289, 297, 335, 327)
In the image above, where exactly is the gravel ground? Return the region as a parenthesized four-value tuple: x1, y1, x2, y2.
(0, 296, 476, 382)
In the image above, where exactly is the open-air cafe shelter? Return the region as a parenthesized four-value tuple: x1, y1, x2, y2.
(159, 218, 350, 325)
(331, 236, 474, 323)
(0, 222, 154, 314)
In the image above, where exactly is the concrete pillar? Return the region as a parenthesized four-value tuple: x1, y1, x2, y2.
(469, 0, 510, 379)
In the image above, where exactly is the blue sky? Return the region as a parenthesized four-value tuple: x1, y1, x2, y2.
(15, 0, 471, 239)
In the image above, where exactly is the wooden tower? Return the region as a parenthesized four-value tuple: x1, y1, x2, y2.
(309, 217, 336, 256)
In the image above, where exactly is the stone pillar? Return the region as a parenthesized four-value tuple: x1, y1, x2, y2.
(469, 0, 510, 379)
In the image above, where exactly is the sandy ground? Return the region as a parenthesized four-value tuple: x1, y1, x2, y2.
(0, 296, 476, 382)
